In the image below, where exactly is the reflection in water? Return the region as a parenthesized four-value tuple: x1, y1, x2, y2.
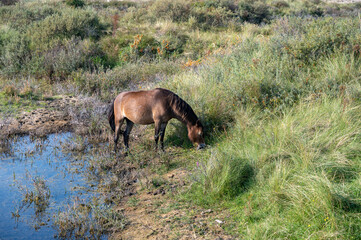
(0, 133, 100, 240)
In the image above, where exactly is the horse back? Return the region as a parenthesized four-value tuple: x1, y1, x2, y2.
(114, 88, 174, 125)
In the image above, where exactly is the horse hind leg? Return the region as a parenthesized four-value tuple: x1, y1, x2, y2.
(114, 118, 125, 153)
(123, 119, 134, 152)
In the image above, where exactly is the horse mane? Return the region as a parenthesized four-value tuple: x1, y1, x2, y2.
(166, 90, 198, 125)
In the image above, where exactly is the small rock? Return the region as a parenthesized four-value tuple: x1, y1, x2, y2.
(215, 219, 223, 224)
(201, 209, 213, 215)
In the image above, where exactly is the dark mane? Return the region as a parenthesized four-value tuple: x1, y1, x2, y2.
(166, 90, 198, 125)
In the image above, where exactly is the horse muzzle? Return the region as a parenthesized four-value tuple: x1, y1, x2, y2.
(197, 143, 206, 150)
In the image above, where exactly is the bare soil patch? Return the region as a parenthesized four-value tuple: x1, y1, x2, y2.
(0, 96, 79, 137)
(115, 168, 236, 240)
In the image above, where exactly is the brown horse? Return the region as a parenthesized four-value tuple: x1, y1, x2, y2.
(108, 88, 205, 152)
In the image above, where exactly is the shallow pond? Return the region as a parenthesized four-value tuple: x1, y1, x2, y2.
(0, 133, 104, 239)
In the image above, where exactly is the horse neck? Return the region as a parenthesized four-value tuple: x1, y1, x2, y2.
(169, 95, 198, 127)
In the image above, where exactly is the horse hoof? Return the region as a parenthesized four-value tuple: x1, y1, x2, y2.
(123, 149, 130, 157)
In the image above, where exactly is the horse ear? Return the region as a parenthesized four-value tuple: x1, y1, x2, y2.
(196, 119, 201, 126)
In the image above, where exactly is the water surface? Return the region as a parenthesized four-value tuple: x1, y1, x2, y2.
(0, 133, 97, 240)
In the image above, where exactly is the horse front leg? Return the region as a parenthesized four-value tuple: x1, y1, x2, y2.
(154, 121, 161, 150)
(159, 122, 168, 151)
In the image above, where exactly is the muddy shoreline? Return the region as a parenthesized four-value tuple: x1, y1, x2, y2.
(0, 96, 76, 137)
(0, 95, 110, 139)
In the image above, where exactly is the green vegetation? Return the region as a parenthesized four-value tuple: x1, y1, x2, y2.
(1, 0, 361, 239)
(167, 14, 361, 239)
(19, 176, 51, 214)
(186, 98, 361, 238)
(0, 86, 46, 115)
(1, 0, 360, 98)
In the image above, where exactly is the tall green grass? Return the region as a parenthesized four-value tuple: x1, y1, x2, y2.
(180, 96, 361, 238)
(166, 16, 361, 239)
(193, 98, 360, 239)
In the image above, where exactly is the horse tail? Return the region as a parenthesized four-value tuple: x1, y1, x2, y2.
(108, 99, 115, 132)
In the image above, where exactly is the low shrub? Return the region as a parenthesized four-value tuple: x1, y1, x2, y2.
(98, 1, 137, 9)
(160, 30, 189, 57)
(0, 0, 19, 5)
(2, 84, 18, 97)
(300, 0, 324, 16)
(0, 29, 31, 76)
(28, 7, 105, 51)
(190, 5, 235, 29)
(0, 4, 59, 31)
(99, 34, 133, 67)
(147, 0, 191, 22)
(129, 34, 159, 60)
(201, 0, 238, 11)
(20, 85, 34, 98)
(238, 0, 272, 24)
(273, 0, 290, 9)
(279, 17, 355, 64)
(116, 34, 160, 64)
(30, 37, 102, 80)
(65, 0, 85, 8)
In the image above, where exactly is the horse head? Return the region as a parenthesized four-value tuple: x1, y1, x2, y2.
(188, 120, 205, 150)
